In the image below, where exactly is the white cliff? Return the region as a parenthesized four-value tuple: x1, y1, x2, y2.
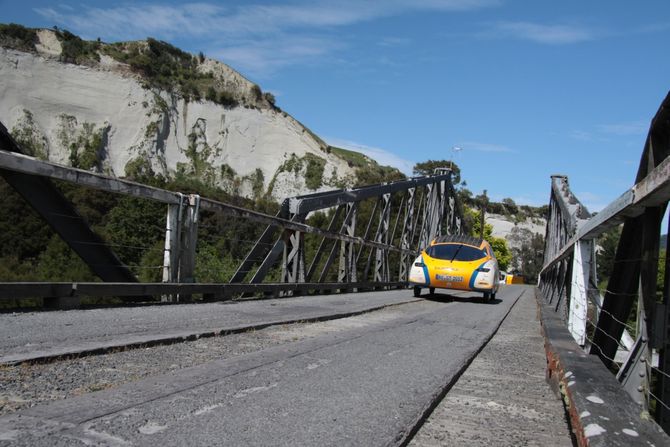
(0, 30, 356, 200)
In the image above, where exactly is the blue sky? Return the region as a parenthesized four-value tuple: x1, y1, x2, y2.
(3, 0, 669, 211)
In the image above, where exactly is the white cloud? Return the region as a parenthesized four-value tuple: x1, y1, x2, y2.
(569, 120, 648, 142)
(634, 22, 670, 35)
(511, 195, 548, 208)
(35, 4, 228, 40)
(35, 1, 500, 77)
(597, 120, 648, 136)
(568, 130, 596, 142)
(378, 37, 412, 47)
(211, 35, 342, 77)
(575, 191, 606, 212)
(458, 141, 517, 153)
(491, 21, 595, 44)
(325, 137, 415, 175)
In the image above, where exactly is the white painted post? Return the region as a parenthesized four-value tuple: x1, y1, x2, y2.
(161, 195, 184, 302)
(338, 203, 357, 283)
(568, 239, 592, 345)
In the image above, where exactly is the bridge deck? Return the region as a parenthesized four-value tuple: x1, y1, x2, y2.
(0, 285, 575, 445)
(410, 285, 573, 446)
(0, 291, 418, 365)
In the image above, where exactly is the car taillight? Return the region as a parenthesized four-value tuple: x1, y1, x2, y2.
(414, 262, 426, 267)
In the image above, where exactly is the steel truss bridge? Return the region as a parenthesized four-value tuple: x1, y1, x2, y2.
(0, 122, 462, 304)
(0, 92, 670, 443)
(539, 91, 670, 439)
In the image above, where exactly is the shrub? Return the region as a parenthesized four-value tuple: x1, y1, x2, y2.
(218, 91, 238, 107)
(124, 157, 156, 183)
(251, 84, 262, 101)
(263, 92, 276, 106)
(304, 154, 326, 190)
(57, 29, 100, 65)
(206, 86, 217, 102)
(0, 23, 37, 52)
(11, 110, 48, 159)
(250, 168, 265, 197)
(68, 123, 103, 170)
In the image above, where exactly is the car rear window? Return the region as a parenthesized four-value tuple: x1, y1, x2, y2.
(425, 243, 487, 262)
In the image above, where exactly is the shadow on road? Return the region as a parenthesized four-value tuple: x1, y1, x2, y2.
(420, 292, 502, 305)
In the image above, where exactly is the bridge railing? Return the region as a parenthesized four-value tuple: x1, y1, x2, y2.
(0, 121, 462, 307)
(539, 92, 670, 433)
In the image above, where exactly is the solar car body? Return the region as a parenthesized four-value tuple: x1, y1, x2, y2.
(408, 234, 500, 300)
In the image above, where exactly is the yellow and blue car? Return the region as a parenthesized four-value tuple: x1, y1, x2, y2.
(409, 234, 500, 301)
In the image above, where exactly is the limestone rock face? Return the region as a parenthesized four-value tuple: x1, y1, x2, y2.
(0, 32, 355, 201)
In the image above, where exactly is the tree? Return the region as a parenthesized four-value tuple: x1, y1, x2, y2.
(468, 210, 511, 270)
(509, 227, 545, 284)
(501, 197, 518, 215)
(413, 160, 461, 185)
(36, 235, 97, 281)
(102, 196, 164, 267)
(490, 237, 512, 271)
(596, 226, 622, 287)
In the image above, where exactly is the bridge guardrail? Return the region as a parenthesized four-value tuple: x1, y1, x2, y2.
(539, 91, 670, 438)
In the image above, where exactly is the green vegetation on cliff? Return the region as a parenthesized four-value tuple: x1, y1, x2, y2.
(329, 146, 404, 187)
(0, 23, 37, 52)
(0, 23, 274, 109)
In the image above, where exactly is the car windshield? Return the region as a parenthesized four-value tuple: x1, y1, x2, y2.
(425, 243, 487, 262)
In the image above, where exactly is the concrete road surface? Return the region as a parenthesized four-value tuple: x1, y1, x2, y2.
(0, 290, 419, 364)
(0, 286, 535, 446)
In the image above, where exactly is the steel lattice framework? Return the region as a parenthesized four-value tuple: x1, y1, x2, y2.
(0, 120, 463, 304)
(230, 167, 463, 289)
(539, 92, 670, 431)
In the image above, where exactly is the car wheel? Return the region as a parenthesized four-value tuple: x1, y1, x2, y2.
(429, 287, 435, 295)
(483, 292, 490, 301)
(413, 286, 421, 297)
(491, 291, 496, 301)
